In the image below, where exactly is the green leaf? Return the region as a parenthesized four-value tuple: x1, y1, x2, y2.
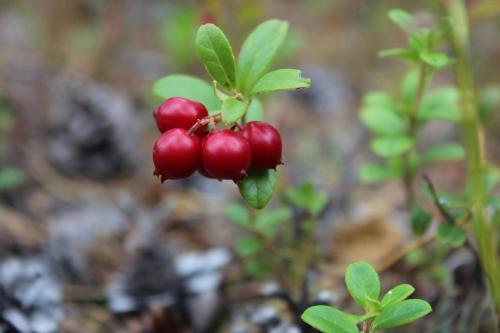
(417, 87, 460, 123)
(238, 169, 276, 209)
(360, 107, 406, 136)
(224, 204, 250, 228)
(389, 9, 415, 33)
(234, 237, 263, 256)
(0, 168, 24, 191)
(379, 48, 416, 60)
(196, 24, 236, 89)
(364, 92, 398, 111)
(161, 8, 198, 69)
(246, 98, 264, 121)
(359, 163, 399, 183)
(345, 261, 381, 309)
(421, 143, 465, 163)
(301, 306, 359, 333)
(255, 207, 291, 238)
(373, 299, 432, 329)
(237, 20, 289, 95)
(411, 205, 433, 236)
(285, 182, 328, 216)
(401, 69, 419, 108)
(152, 75, 221, 113)
(381, 284, 415, 308)
(437, 224, 466, 247)
(478, 85, 500, 120)
(420, 52, 449, 68)
(220, 97, 248, 125)
(251, 69, 311, 94)
(371, 136, 415, 158)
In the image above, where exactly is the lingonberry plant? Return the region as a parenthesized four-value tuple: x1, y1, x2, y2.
(302, 262, 432, 333)
(152, 20, 311, 209)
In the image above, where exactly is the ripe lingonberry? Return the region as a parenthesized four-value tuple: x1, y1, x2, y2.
(240, 121, 282, 170)
(153, 97, 208, 135)
(202, 130, 251, 182)
(153, 128, 201, 182)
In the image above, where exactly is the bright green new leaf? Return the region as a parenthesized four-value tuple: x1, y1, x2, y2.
(381, 284, 415, 308)
(389, 9, 415, 33)
(152, 74, 221, 113)
(0, 168, 24, 190)
(373, 299, 432, 329)
(221, 97, 248, 125)
(421, 143, 465, 163)
(301, 306, 359, 333)
(234, 237, 263, 256)
(224, 204, 250, 228)
(251, 69, 311, 94)
(363, 92, 398, 111)
(246, 98, 264, 121)
(196, 24, 236, 89)
(411, 205, 433, 235)
(437, 224, 466, 247)
(371, 136, 415, 158)
(360, 107, 406, 136)
(237, 20, 288, 95)
(379, 48, 416, 61)
(401, 69, 419, 108)
(345, 261, 381, 309)
(417, 87, 460, 123)
(359, 163, 399, 183)
(238, 169, 276, 209)
(255, 207, 292, 238)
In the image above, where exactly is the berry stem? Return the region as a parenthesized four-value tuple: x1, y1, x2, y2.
(187, 112, 222, 135)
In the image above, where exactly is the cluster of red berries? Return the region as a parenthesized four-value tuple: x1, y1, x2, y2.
(152, 97, 282, 183)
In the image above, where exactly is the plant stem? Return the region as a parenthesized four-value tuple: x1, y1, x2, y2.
(448, 0, 500, 323)
(402, 63, 429, 209)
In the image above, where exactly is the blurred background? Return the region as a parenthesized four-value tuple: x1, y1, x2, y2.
(0, 0, 500, 332)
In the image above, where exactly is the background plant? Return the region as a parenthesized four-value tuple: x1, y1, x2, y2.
(302, 261, 432, 333)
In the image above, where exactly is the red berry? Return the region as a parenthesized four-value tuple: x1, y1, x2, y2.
(202, 129, 251, 182)
(153, 128, 201, 182)
(153, 97, 208, 135)
(240, 121, 282, 170)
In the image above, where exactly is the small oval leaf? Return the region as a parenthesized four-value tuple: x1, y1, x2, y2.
(373, 299, 432, 329)
(345, 261, 381, 309)
(221, 97, 247, 125)
(196, 24, 236, 89)
(371, 136, 415, 157)
(301, 305, 359, 333)
(251, 69, 311, 94)
(238, 169, 276, 209)
(381, 284, 415, 308)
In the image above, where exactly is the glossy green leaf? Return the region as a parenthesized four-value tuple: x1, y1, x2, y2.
(235, 237, 263, 256)
(251, 69, 311, 94)
(301, 306, 359, 333)
(237, 20, 288, 95)
(220, 97, 248, 125)
(152, 75, 221, 113)
(371, 136, 415, 157)
(224, 204, 250, 228)
(381, 284, 415, 308)
(417, 87, 460, 122)
(411, 205, 433, 236)
(437, 224, 466, 247)
(255, 207, 291, 238)
(421, 143, 465, 163)
(196, 24, 236, 89)
(359, 163, 399, 183)
(345, 261, 380, 309)
(246, 98, 264, 121)
(389, 9, 415, 33)
(0, 168, 24, 190)
(238, 169, 276, 209)
(360, 107, 406, 136)
(373, 299, 432, 329)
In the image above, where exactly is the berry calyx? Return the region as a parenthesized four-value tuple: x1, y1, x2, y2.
(240, 121, 283, 170)
(153, 97, 208, 135)
(153, 128, 201, 182)
(202, 129, 251, 182)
